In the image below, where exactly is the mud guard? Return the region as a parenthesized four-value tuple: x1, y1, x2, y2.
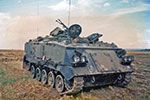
(56, 65, 75, 81)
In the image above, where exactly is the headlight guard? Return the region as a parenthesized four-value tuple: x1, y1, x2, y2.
(121, 56, 134, 65)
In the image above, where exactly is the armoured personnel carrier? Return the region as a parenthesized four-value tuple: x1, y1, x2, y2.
(23, 19, 134, 94)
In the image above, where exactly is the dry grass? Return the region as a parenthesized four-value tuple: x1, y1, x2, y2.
(0, 50, 150, 100)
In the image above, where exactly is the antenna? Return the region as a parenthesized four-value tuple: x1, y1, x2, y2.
(68, 0, 71, 26)
(37, 0, 39, 36)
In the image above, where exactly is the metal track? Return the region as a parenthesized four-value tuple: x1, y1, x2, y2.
(23, 61, 84, 95)
(60, 77, 84, 95)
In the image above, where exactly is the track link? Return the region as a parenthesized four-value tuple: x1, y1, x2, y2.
(60, 77, 84, 95)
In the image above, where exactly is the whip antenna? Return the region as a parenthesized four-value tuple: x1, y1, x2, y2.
(37, 0, 39, 36)
(68, 0, 71, 26)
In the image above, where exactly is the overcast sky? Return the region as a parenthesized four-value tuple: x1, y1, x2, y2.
(0, 0, 150, 49)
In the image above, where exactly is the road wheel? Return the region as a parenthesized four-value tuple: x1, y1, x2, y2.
(41, 69, 48, 84)
(115, 73, 132, 87)
(47, 71, 55, 87)
(30, 65, 36, 78)
(36, 67, 41, 81)
(55, 75, 64, 93)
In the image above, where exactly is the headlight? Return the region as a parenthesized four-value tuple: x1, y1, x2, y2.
(81, 56, 86, 62)
(73, 55, 80, 63)
(124, 57, 128, 62)
(121, 56, 134, 64)
(128, 57, 132, 61)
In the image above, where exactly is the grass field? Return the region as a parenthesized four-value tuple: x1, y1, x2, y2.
(0, 50, 150, 100)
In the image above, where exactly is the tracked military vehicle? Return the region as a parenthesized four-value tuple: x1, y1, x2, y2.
(23, 19, 134, 94)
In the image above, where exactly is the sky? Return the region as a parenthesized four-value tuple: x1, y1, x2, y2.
(0, 0, 150, 49)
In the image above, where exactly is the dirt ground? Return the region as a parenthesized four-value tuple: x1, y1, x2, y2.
(0, 50, 150, 100)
